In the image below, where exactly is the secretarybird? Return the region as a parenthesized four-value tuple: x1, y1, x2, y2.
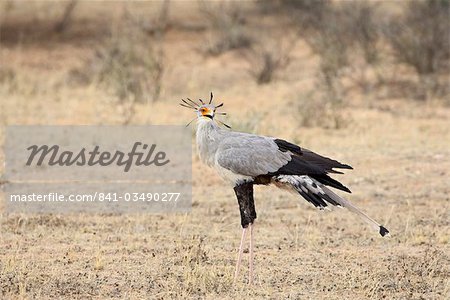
(180, 93, 389, 284)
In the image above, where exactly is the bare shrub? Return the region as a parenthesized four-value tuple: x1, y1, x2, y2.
(384, 0, 449, 75)
(68, 2, 170, 106)
(382, 0, 450, 100)
(284, 2, 367, 128)
(93, 33, 163, 105)
(265, 1, 380, 65)
(346, 2, 381, 66)
(257, 0, 328, 23)
(277, 0, 329, 29)
(125, 0, 171, 38)
(92, 34, 162, 123)
(302, 8, 350, 103)
(0, 66, 17, 93)
(295, 2, 383, 99)
(62, 4, 168, 124)
(295, 91, 347, 129)
(67, 23, 164, 124)
(245, 37, 295, 85)
(340, 2, 383, 95)
(54, 0, 78, 33)
(200, 1, 252, 55)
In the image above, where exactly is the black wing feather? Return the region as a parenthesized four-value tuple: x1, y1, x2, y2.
(274, 139, 352, 171)
(271, 139, 352, 193)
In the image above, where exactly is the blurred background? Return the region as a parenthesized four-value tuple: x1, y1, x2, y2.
(0, 0, 448, 127)
(0, 1, 449, 298)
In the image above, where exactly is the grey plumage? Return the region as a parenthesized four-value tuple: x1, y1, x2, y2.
(183, 94, 389, 284)
(192, 99, 389, 237)
(217, 132, 292, 177)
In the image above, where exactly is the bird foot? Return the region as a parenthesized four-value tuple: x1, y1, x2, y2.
(234, 223, 255, 285)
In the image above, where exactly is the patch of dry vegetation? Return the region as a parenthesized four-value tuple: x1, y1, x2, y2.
(244, 37, 295, 85)
(267, 0, 450, 128)
(0, 1, 449, 299)
(200, 1, 252, 56)
(382, 0, 450, 100)
(68, 9, 166, 124)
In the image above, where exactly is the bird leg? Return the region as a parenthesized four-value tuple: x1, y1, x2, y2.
(234, 226, 248, 282)
(233, 182, 257, 284)
(249, 222, 254, 285)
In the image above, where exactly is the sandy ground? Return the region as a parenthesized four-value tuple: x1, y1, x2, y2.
(0, 2, 449, 299)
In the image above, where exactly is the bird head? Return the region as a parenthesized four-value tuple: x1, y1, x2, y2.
(180, 92, 230, 128)
(196, 104, 216, 120)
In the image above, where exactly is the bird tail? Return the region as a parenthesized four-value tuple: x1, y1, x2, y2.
(275, 175, 390, 237)
(319, 184, 390, 237)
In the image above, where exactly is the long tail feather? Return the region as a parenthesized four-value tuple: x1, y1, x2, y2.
(275, 175, 390, 237)
(319, 184, 389, 237)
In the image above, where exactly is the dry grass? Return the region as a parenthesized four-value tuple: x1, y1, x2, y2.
(0, 2, 449, 299)
(382, 0, 450, 100)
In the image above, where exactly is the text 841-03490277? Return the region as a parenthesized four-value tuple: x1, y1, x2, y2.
(98, 192, 181, 202)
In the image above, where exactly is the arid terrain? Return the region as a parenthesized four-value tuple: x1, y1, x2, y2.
(0, 1, 449, 299)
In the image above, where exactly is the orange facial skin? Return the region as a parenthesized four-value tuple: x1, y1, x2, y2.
(200, 107, 212, 116)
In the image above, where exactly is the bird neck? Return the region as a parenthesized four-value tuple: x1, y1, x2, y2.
(196, 116, 217, 128)
(195, 117, 221, 166)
